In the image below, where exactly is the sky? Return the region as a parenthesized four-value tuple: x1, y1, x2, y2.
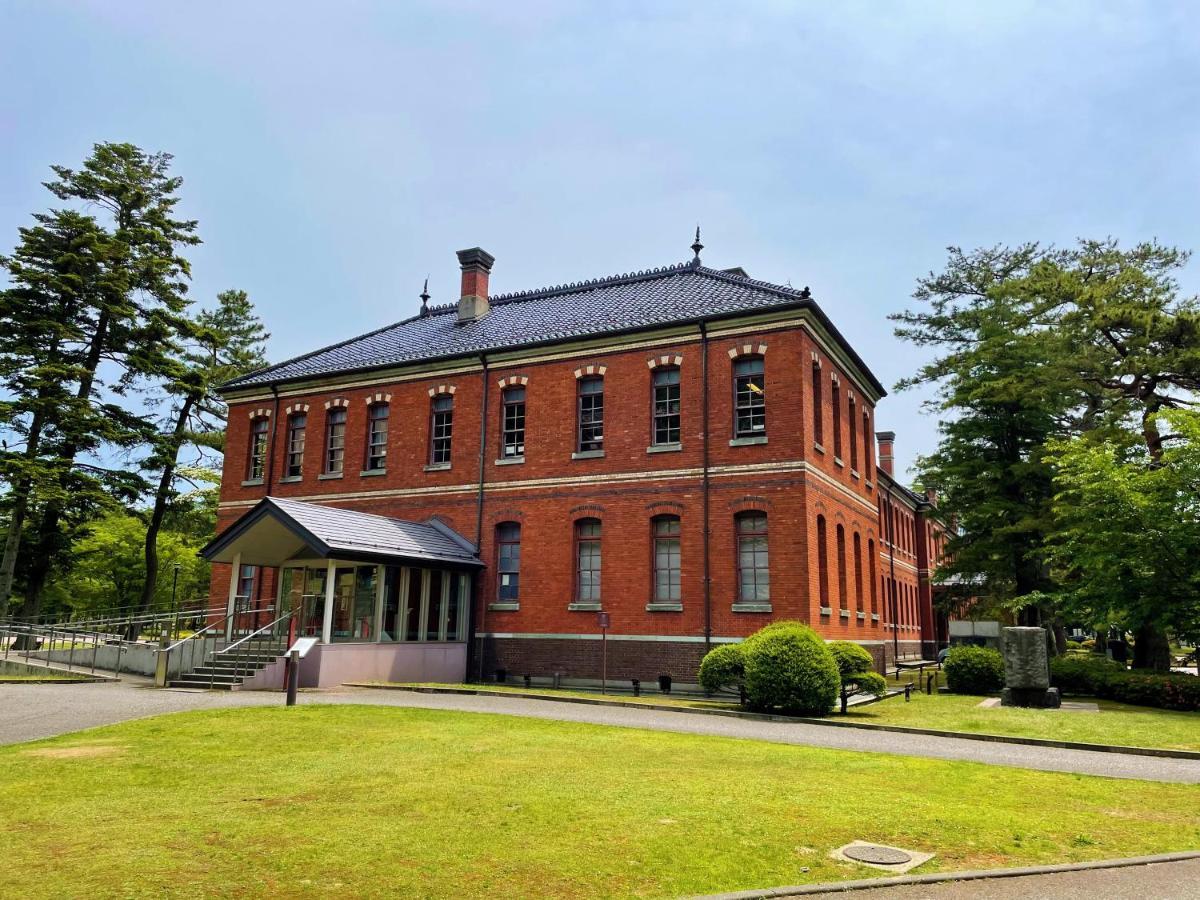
(3, 0, 1199, 479)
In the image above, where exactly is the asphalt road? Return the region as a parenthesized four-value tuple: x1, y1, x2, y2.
(1, 679, 1198, 783)
(799, 857, 1200, 899)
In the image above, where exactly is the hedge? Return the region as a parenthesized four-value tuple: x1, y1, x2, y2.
(943, 645, 1005, 695)
(1050, 655, 1200, 712)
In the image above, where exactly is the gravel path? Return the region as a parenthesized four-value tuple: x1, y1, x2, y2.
(1, 679, 1198, 783)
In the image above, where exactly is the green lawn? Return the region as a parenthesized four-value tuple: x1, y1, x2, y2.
(0, 673, 91, 682)
(845, 688, 1200, 752)
(356, 680, 743, 710)
(2, 706, 1198, 898)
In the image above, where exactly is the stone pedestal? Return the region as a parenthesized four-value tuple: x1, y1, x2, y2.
(1000, 626, 1061, 708)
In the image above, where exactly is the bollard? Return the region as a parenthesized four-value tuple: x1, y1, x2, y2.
(631, 678, 640, 697)
(523, 674, 532, 689)
(153, 626, 170, 687)
(904, 682, 912, 702)
(553, 671, 562, 690)
(286, 650, 300, 706)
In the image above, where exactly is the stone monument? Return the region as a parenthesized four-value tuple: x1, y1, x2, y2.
(1000, 626, 1061, 708)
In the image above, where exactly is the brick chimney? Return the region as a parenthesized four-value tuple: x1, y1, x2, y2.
(876, 430, 896, 476)
(456, 247, 495, 324)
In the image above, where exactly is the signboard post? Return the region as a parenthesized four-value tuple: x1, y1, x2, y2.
(597, 611, 610, 695)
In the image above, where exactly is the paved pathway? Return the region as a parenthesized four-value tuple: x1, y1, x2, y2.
(800, 857, 1200, 899)
(1, 680, 1198, 783)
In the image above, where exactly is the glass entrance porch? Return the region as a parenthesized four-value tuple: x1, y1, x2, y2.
(277, 561, 470, 645)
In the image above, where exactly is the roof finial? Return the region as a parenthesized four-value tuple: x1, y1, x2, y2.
(690, 225, 703, 265)
(419, 277, 430, 317)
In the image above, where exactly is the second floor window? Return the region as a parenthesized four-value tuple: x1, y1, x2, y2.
(849, 396, 859, 471)
(736, 511, 770, 602)
(831, 378, 843, 459)
(652, 515, 681, 603)
(247, 417, 269, 481)
(734, 357, 766, 437)
(366, 403, 389, 471)
(325, 408, 347, 474)
(652, 367, 680, 445)
(811, 361, 823, 446)
(502, 386, 525, 458)
(577, 376, 604, 452)
(286, 414, 306, 478)
(496, 522, 521, 602)
(575, 518, 602, 603)
(430, 395, 453, 464)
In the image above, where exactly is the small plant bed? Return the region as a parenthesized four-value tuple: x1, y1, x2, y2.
(843, 688, 1200, 752)
(2, 706, 1198, 898)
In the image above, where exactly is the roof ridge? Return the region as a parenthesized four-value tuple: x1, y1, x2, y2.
(694, 264, 812, 301)
(487, 260, 696, 305)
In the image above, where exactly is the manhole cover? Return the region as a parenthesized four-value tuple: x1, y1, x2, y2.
(842, 845, 913, 866)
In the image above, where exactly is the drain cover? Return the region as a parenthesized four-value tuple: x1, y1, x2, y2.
(842, 844, 913, 866)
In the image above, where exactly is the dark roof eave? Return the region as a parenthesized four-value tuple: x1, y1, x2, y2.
(220, 297, 887, 399)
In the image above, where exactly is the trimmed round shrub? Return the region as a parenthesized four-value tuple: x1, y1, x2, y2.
(943, 645, 1005, 695)
(742, 623, 840, 715)
(827, 640, 887, 699)
(1081, 638, 1096, 650)
(827, 641, 875, 678)
(698, 643, 745, 694)
(1066, 640, 1083, 651)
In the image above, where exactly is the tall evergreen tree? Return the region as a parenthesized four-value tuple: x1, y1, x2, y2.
(134, 290, 267, 629)
(12, 143, 200, 619)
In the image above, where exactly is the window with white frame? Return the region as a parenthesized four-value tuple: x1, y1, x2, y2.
(733, 357, 766, 436)
(430, 395, 453, 464)
(501, 386, 526, 458)
(652, 515, 681, 603)
(577, 376, 604, 452)
(325, 408, 347, 474)
(652, 367, 681, 445)
(365, 402, 389, 471)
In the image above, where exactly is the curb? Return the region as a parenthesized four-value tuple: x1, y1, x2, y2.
(696, 850, 1200, 898)
(343, 684, 1200, 761)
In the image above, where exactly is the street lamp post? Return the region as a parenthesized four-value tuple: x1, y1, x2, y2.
(171, 563, 182, 641)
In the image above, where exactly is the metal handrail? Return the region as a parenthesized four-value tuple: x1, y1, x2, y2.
(1, 620, 133, 679)
(217, 610, 293, 656)
(162, 608, 239, 653)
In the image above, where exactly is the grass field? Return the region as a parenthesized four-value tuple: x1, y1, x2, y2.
(371, 681, 1200, 752)
(845, 687, 1200, 751)
(1, 706, 1198, 898)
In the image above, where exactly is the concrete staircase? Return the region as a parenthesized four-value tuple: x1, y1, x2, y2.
(168, 643, 288, 690)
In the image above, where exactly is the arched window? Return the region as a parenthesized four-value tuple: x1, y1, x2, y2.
(849, 396, 858, 472)
(496, 522, 521, 603)
(365, 402, 389, 471)
(733, 357, 766, 437)
(868, 538, 878, 617)
(735, 511, 770, 602)
(247, 417, 269, 481)
(324, 407, 347, 474)
(285, 413, 306, 478)
(862, 409, 872, 481)
(853, 531, 864, 614)
(811, 361, 823, 446)
(651, 515, 681, 604)
(501, 386, 526, 459)
(831, 377, 843, 460)
(575, 518, 602, 603)
(816, 515, 829, 609)
(430, 395, 454, 464)
(577, 376, 604, 453)
(652, 366, 681, 446)
(836, 523, 847, 611)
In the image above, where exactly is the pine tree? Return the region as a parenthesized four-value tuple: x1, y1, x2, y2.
(134, 290, 267, 630)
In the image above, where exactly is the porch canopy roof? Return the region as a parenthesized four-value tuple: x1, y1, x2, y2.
(200, 496, 483, 570)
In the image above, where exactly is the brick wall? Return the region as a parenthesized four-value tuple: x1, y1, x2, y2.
(210, 318, 943, 680)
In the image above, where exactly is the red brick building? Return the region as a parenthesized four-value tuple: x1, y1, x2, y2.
(203, 241, 949, 686)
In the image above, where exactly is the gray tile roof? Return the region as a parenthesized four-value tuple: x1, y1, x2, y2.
(224, 258, 885, 395)
(201, 496, 482, 567)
